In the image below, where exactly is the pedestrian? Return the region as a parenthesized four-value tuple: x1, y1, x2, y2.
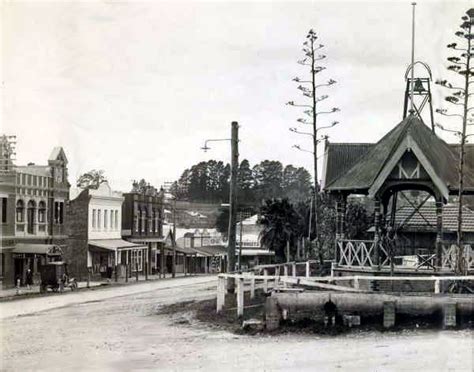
(15, 275, 21, 295)
(324, 298, 337, 327)
(26, 268, 33, 290)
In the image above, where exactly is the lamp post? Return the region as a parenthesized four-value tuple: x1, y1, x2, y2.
(202, 121, 239, 292)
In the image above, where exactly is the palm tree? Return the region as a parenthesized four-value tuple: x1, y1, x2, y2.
(259, 198, 299, 262)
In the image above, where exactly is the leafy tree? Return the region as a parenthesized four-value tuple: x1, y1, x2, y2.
(253, 160, 284, 201)
(237, 159, 254, 203)
(76, 169, 106, 189)
(215, 207, 230, 239)
(282, 165, 312, 203)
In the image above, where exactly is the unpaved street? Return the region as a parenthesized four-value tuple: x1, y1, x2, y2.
(1, 276, 473, 371)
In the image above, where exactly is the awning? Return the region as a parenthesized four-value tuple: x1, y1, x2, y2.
(12, 244, 63, 255)
(89, 239, 146, 252)
(128, 238, 166, 243)
(192, 245, 227, 257)
(240, 249, 274, 256)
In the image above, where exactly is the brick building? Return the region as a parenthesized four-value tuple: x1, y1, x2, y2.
(66, 181, 145, 280)
(121, 183, 165, 274)
(0, 139, 70, 287)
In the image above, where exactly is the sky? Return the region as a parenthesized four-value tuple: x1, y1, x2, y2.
(1, 0, 473, 192)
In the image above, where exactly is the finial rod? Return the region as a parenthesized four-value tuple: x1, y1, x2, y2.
(410, 2, 416, 114)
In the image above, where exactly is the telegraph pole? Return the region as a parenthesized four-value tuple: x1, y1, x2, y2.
(227, 121, 239, 292)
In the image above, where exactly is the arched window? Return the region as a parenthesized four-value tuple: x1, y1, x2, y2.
(138, 207, 142, 233)
(16, 200, 24, 223)
(38, 201, 46, 223)
(142, 207, 147, 233)
(27, 200, 36, 234)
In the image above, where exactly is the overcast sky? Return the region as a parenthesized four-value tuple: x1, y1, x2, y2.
(1, 0, 472, 192)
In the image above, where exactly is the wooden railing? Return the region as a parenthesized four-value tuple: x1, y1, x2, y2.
(337, 240, 390, 267)
(216, 271, 474, 317)
(441, 242, 474, 272)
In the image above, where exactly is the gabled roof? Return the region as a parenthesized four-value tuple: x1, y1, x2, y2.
(324, 115, 474, 196)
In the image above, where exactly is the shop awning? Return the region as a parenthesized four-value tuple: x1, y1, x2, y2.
(12, 244, 63, 255)
(128, 238, 166, 243)
(240, 249, 274, 256)
(88, 239, 146, 252)
(192, 245, 227, 257)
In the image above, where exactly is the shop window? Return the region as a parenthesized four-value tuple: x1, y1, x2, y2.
(131, 250, 143, 271)
(38, 201, 46, 223)
(16, 200, 24, 223)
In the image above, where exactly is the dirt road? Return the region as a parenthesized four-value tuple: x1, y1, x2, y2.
(1, 276, 473, 371)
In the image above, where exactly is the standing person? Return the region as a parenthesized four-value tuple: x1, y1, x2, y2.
(25, 268, 33, 290)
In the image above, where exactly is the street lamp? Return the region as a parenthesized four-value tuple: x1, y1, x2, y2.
(201, 122, 239, 293)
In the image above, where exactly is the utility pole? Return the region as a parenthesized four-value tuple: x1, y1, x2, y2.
(227, 121, 239, 292)
(172, 196, 177, 278)
(201, 121, 239, 292)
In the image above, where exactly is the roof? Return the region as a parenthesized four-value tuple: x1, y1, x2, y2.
(192, 245, 226, 256)
(323, 115, 474, 196)
(88, 239, 146, 251)
(49, 147, 68, 163)
(13, 244, 63, 255)
(14, 165, 50, 177)
(394, 203, 474, 233)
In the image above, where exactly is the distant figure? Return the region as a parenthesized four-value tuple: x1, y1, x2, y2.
(26, 269, 33, 290)
(15, 275, 21, 295)
(324, 299, 337, 327)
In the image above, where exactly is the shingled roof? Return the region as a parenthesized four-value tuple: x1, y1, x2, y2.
(323, 115, 474, 197)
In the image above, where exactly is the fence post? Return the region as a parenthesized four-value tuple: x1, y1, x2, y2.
(306, 261, 310, 278)
(263, 269, 268, 293)
(354, 276, 360, 290)
(250, 273, 255, 299)
(434, 279, 440, 294)
(292, 262, 296, 278)
(284, 265, 288, 277)
(216, 276, 226, 313)
(237, 277, 244, 317)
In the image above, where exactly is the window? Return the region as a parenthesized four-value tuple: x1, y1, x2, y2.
(27, 200, 36, 234)
(92, 209, 97, 229)
(104, 210, 108, 229)
(38, 201, 46, 223)
(110, 210, 113, 230)
(131, 249, 143, 271)
(16, 200, 24, 223)
(115, 210, 119, 230)
(152, 209, 156, 233)
(142, 207, 147, 233)
(134, 213, 139, 232)
(1, 197, 7, 223)
(54, 201, 64, 224)
(98, 209, 102, 230)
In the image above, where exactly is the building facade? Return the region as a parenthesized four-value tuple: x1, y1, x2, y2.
(65, 181, 145, 280)
(0, 140, 70, 287)
(121, 184, 165, 274)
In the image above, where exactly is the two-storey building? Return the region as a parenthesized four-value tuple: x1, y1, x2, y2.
(121, 182, 165, 275)
(0, 139, 70, 287)
(66, 181, 146, 280)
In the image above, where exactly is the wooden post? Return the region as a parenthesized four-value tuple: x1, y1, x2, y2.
(250, 273, 255, 299)
(125, 264, 128, 283)
(374, 198, 382, 267)
(286, 241, 290, 263)
(227, 122, 239, 293)
(160, 245, 165, 278)
(144, 260, 148, 280)
(434, 279, 441, 294)
(435, 199, 443, 268)
(284, 265, 288, 277)
(263, 269, 268, 293)
(135, 262, 139, 281)
(237, 277, 244, 317)
(292, 262, 296, 278)
(183, 254, 187, 276)
(305, 261, 310, 278)
(354, 276, 360, 290)
(114, 265, 118, 282)
(216, 276, 226, 313)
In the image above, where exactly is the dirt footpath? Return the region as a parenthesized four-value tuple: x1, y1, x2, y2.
(1, 276, 473, 371)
